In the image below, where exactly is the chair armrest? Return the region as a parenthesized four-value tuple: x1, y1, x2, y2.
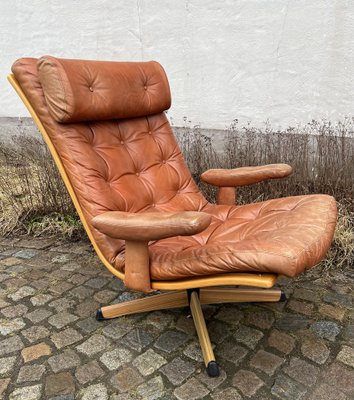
(201, 164, 292, 187)
(92, 211, 211, 293)
(92, 210, 212, 241)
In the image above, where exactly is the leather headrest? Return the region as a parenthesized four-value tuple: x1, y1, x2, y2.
(37, 56, 171, 123)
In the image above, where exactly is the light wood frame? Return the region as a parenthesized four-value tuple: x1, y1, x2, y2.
(9, 73, 285, 377)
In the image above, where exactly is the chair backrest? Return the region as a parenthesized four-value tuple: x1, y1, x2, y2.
(11, 56, 208, 265)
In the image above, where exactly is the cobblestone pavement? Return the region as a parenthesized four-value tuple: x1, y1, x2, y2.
(0, 236, 354, 399)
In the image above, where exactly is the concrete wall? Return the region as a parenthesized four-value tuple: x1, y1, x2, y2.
(1, 0, 353, 130)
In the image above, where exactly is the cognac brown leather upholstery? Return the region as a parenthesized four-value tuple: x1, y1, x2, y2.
(37, 56, 171, 123)
(92, 211, 212, 241)
(11, 57, 337, 282)
(201, 164, 293, 187)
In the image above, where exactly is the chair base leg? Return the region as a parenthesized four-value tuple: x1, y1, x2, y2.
(189, 289, 220, 377)
(96, 286, 285, 376)
(97, 290, 189, 319)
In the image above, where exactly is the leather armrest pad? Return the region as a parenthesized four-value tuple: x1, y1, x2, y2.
(92, 211, 212, 241)
(201, 164, 292, 187)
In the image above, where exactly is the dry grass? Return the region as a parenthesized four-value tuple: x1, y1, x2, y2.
(0, 118, 353, 270)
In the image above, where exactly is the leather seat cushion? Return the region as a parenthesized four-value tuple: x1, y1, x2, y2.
(115, 194, 337, 279)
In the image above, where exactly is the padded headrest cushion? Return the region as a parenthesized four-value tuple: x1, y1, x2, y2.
(37, 56, 171, 123)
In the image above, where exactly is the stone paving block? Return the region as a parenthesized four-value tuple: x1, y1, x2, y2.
(250, 350, 284, 375)
(271, 374, 307, 399)
(211, 387, 242, 400)
(45, 372, 75, 397)
(26, 308, 53, 323)
(232, 369, 264, 396)
(133, 348, 167, 376)
(283, 357, 320, 386)
(110, 367, 144, 392)
(160, 356, 195, 385)
(216, 339, 248, 365)
(85, 277, 109, 289)
(308, 383, 347, 400)
(79, 383, 108, 400)
(145, 311, 174, 330)
(214, 307, 243, 325)
(93, 289, 117, 304)
(1, 304, 28, 318)
(9, 384, 42, 400)
(244, 307, 275, 329)
(75, 299, 100, 318)
(300, 336, 330, 364)
(206, 320, 230, 343)
(154, 330, 189, 353)
(197, 369, 226, 390)
(75, 361, 104, 385)
(30, 294, 53, 307)
(233, 324, 264, 349)
(70, 285, 94, 300)
(76, 317, 101, 334)
(68, 273, 90, 286)
(173, 377, 209, 400)
(0, 257, 21, 267)
(49, 297, 76, 312)
(102, 319, 134, 340)
(276, 315, 311, 331)
(124, 327, 157, 352)
(287, 299, 314, 316)
(0, 317, 26, 335)
(14, 249, 38, 259)
(17, 364, 46, 383)
(0, 355, 17, 375)
(0, 335, 24, 356)
(21, 342, 52, 363)
(336, 345, 354, 368)
(21, 325, 50, 343)
(51, 328, 83, 349)
(76, 334, 110, 356)
(342, 324, 354, 342)
(268, 329, 295, 354)
(49, 281, 74, 296)
(48, 312, 79, 329)
(324, 291, 353, 308)
(48, 349, 82, 373)
(293, 288, 319, 302)
(136, 375, 165, 400)
(99, 347, 133, 370)
(183, 342, 204, 362)
(8, 285, 36, 300)
(322, 363, 354, 394)
(0, 378, 10, 398)
(319, 303, 346, 321)
(311, 320, 341, 341)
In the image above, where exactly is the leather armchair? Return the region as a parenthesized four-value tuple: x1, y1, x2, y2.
(9, 56, 337, 377)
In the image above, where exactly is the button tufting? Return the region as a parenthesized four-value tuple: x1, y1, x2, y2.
(89, 86, 94, 92)
(144, 86, 147, 90)
(148, 131, 152, 135)
(152, 203, 156, 207)
(136, 172, 140, 176)
(162, 160, 166, 164)
(120, 141, 124, 144)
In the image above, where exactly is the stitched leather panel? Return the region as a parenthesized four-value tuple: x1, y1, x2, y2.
(37, 56, 171, 123)
(12, 57, 337, 280)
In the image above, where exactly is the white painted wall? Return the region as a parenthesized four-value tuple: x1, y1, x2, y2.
(1, 0, 353, 129)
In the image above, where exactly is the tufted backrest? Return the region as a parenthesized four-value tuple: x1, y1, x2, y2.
(12, 57, 208, 265)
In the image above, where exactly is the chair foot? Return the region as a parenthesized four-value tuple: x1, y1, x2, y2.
(96, 309, 105, 321)
(279, 291, 287, 302)
(206, 361, 220, 377)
